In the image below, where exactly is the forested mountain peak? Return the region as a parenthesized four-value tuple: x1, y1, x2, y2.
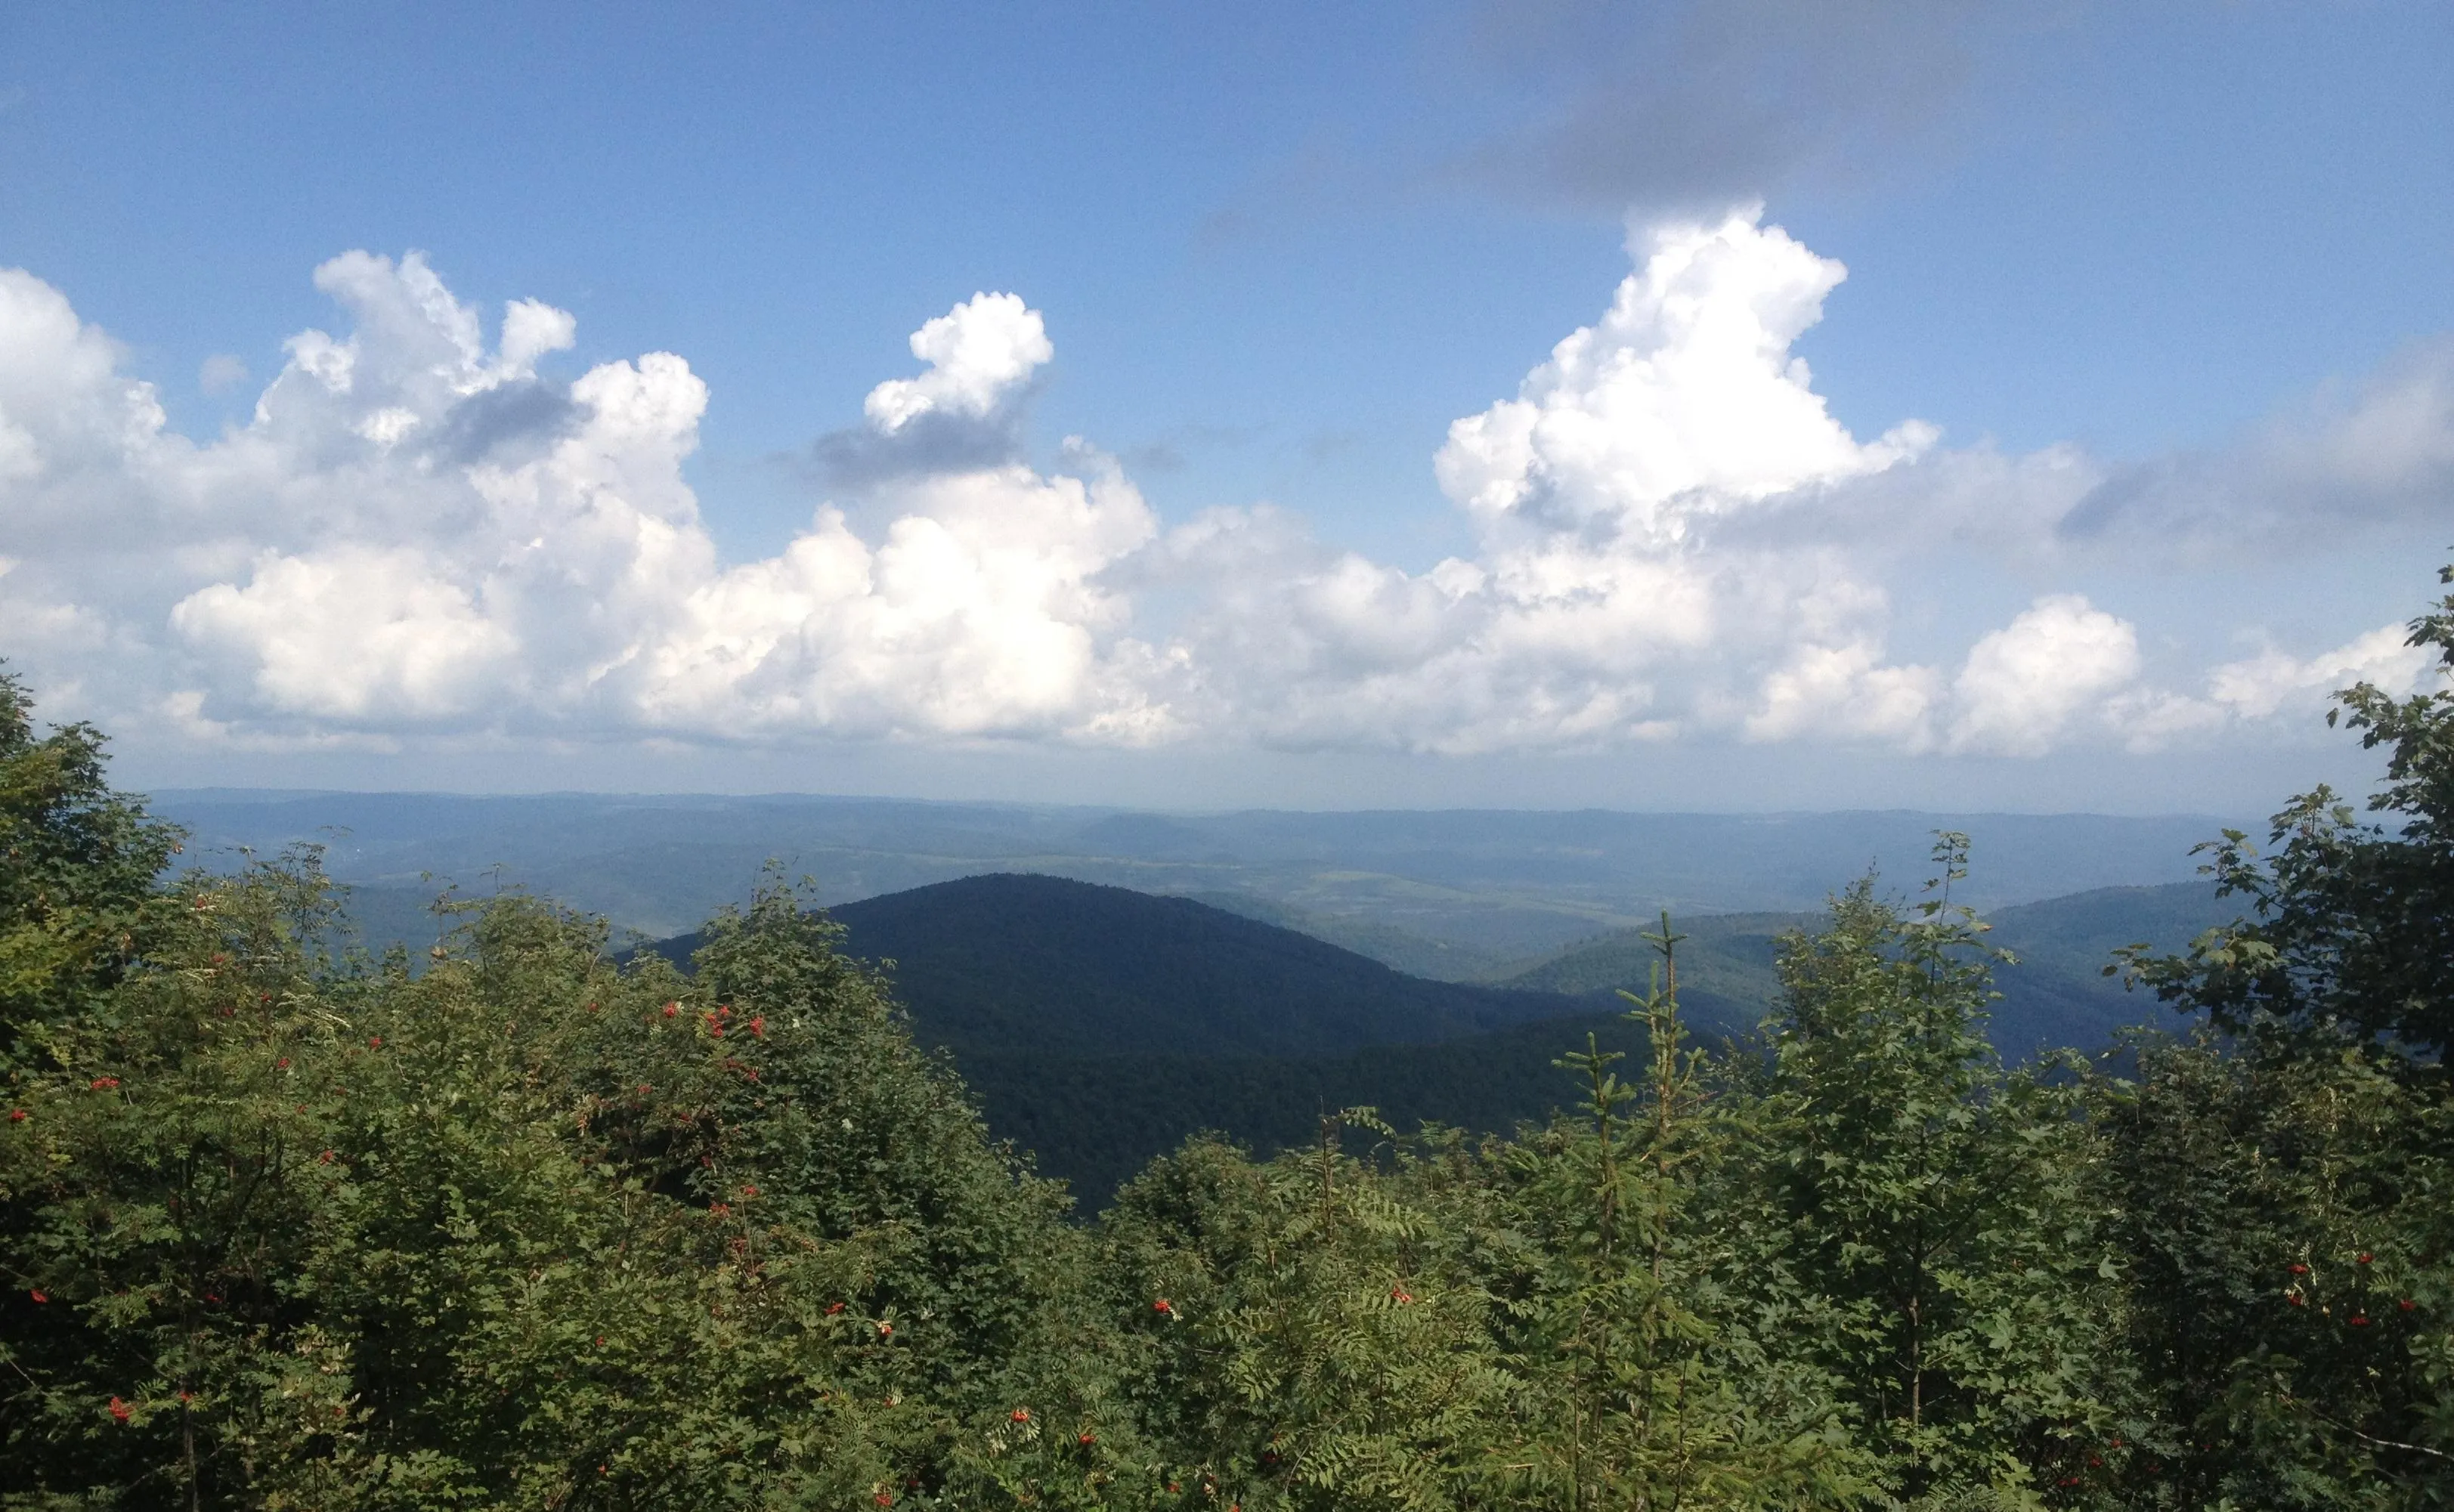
(647, 871, 1603, 1059)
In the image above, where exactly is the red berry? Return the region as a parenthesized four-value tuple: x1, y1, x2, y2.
(2401, 1299, 2417, 1311)
(1010, 1408, 1030, 1422)
(367, 1037, 381, 1049)
(90, 1078, 119, 1090)
(2350, 1315, 2370, 1327)
(2287, 1293, 2304, 1306)
(8, 1108, 23, 1122)
(2288, 1263, 2308, 1275)
(828, 1301, 846, 1315)
(110, 1396, 131, 1422)
(1078, 1432, 1094, 1446)
(2359, 1252, 2372, 1263)
(1153, 1298, 1171, 1313)
(29, 1290, 46, 1303)
(663, 1003, 679, 1018)
(876, 1322, 892, 1337)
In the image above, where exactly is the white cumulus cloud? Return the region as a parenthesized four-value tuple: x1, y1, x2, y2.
(2206, 624, 2434, 721)
(1159, 208, 1947, 753)
(0, 256, 1159, 746)
(1947, 595, 2142, 757)
(862, 292, 1052, 432)
(1434, 207, 1936, 545)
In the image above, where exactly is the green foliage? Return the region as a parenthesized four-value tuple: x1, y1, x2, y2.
(1757, 839, 2134, 1505)
(2130, 564, 2454, 1057)
(2097, 564, 2454, 1503)
(0, 666, 185, 1049)
(1, 838, 1122, 1508)
(1493, 920, 1867, 1508)
(2091, 1027, 2452, 1506)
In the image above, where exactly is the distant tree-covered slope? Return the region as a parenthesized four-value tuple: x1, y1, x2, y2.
(1487, 882, 2234, 1056)
(1488, 911, 1797, 1003)
(642, 873, 1611, 1058)
(1981, 880, 2232, 979)
(1179, 890, 1520, 981)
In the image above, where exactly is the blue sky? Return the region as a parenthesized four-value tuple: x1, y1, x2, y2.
(1, 2, 2449, 812)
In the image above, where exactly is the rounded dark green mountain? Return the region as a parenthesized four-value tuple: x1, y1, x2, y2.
(664, 872, 1592, 1058)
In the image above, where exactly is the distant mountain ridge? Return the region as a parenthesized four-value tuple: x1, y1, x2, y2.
(639, 873, 1744, 1059)
(160, 789, 2233, 967)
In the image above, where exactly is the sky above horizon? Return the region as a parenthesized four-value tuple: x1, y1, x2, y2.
(1, 2, 2449, 815)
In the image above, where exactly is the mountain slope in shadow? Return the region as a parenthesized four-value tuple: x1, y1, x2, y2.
(643, 873, 1727, 1058)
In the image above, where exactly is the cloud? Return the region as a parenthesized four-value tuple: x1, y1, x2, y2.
(2103, 620, 2440, 754)
(0, 256, 1160, 746)
(1156, 209, 1945, 753)
(862, 292, 1051, 431)
(172, 546, 519, 721)
(2206, 625, 2435, 720)
(1450, 0, 1991, 213)
(2057, 336, 2454, 549)
(1947, 595, 2141, 758)
(0, 215, 2443, 768)
(637, 447, 1171, 743)
(809, 292, 1052, 487)
(1434, 208, 1935, 544)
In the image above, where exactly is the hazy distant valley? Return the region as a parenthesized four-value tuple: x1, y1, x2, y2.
(153, 789, 2229, 970)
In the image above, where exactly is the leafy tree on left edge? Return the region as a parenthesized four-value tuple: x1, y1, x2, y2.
(0, 666, 185, 1053)
(0, 671, 1134, 1511)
